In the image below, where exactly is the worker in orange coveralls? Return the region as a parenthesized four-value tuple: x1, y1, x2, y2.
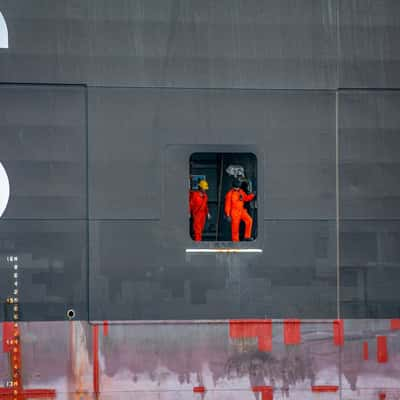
(225, 179, 256, 242)
(189, 179, 210, 241)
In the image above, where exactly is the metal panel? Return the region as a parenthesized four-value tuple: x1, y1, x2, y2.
(89, 220, 336, 320)
(339, 0, 400, 88)
(89, 88, 336, 220)
(0, 0, 89, 83)
(88, 89, 161, 220)
(86, 0, 338, 89)
(0, 220, 88, 321)
(339, 91, 400, 219)
(89, 88, 337, 320)
(0, 85, 87, 219)
(340, 220, 400, 318)
(0, 0, 337, 88)
(339, 91, 400, 318)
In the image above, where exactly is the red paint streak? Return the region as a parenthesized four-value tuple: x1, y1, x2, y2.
(193, 386, 206, 393)
(0, 388, 56, 398)
(103, 321, 109, 337)
(229, 320, 245, 338)
(363, 341, 369, 360)
(333, 319, 344, 346)
(253, 386, 273, 400)
(262, 391, 273, 400)
(258, 334, 272, 352)
(229, 320, 272, 352)
(93, 325, 100, 395)
(21, 390, 56, 398)
(0, 388, 16, 397)
(311, 385, 339, 393)
(283, 319, 301, 345)
(230, 319, 260, 338)
(379, 393, 386, 400)
(390, 319, 400, 330)
(2, 323, 13, 353)
(377, 336, 388, 363)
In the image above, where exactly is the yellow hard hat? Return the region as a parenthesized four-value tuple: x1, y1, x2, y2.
(198, 180, 209, 190)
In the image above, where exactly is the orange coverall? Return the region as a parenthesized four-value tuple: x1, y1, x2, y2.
(224, 189, 255, 242)
(189, 190, 208, 241)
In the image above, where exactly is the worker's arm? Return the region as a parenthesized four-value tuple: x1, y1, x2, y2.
(224, 191, 232, 217)
(243, 191, 255, 202)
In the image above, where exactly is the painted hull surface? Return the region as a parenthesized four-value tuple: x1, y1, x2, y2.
(1, 320, 400, 399)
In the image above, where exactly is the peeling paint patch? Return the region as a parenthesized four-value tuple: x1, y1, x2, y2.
(390, 319, 400, 330)
(283, 320, 301, 345)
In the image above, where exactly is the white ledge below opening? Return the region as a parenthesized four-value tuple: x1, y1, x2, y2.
(185, 248, 263, 254)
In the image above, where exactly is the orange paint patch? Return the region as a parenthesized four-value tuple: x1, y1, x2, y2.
(252, 386, 273, 400)
(103, 321, 109, 337)
(229, 320, 272, 351)
(284, 319, 301, 345)
(333, 319, 344, 346)
(311, 385, 339, 392)
(390, 319, 400, 330)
